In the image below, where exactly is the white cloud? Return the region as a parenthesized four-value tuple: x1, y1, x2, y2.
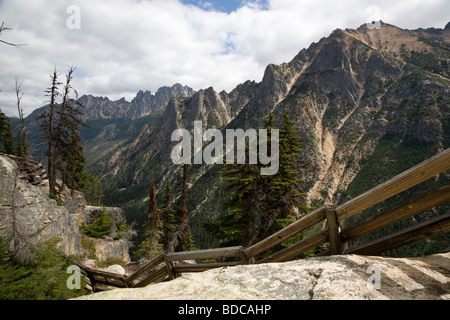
(0, 0, 448, 117)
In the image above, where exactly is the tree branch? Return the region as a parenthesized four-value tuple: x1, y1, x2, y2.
(0, 22, 26, 47)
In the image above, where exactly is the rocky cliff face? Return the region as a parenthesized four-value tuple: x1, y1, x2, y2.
(0, 156, 81, 261)
(76, 252, 450, 300)
(0, 155, 131, 264)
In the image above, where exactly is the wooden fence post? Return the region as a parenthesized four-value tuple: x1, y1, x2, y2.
(325, 206, 343, 255)
(239, 248, 253, 265)
(163, 254, 176, 280)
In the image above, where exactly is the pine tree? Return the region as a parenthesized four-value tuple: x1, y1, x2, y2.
(0, 236, 86, 300)
(62, 130, 87, 192)
(256, 109, 307, 241)
(159, 180, 176, 253)
(134, 181, 163, 259)
(202, 109, 308, 248)
(80, 207, 113, 238)
(39, 67, 61, 194)
(40, 66, 88, 195)
(0, 108, 15, 154)
(168, 164, 192, 252)
(202, 129, 262, 247)
(203, 115, 261, 247)
(55, 66, 88, 193)
(184, 229, 197, 251)
(147, 181, 161, 227)
(81, 170, 104, 206)
(15, 131, 26, 157)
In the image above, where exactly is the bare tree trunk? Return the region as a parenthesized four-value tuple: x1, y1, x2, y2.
(43, 69, 60, 195)
(174, 164, 190, 252)
(15, 77, 31, 159)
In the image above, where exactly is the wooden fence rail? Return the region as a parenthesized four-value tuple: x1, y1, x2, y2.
(335, 148, 450, 222)
(1, 153, 48, 185)
(76, 148, 450, 293)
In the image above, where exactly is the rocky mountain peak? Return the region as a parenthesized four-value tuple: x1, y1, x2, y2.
(126, 84, 196, 119)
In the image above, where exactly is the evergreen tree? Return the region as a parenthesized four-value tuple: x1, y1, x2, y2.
(39, 68, 61, 194)
(82, 170, 104, 206)
(159, 180, 176, 253)
(40, 66, 88, 195)
(80, 207, 113, 238)
(0, 108, 15, 154)
(134, 181, 163, 259)
(215, 162, 260, 247)
(15, 131, 26, 157)
(148, 181, 161, 226)
(55, 66, 88, 193)
(0, 236, 86, 300)
(168, 164, 192, 252)
(203, 109, 308, 248)
(257, 109, 307, 241)
(184, 229, 197, 251)
(202, 125, 262, 247)
(62, 130, 87, 192)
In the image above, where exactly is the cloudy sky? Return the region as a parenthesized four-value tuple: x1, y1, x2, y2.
(0, 0, 448, 117)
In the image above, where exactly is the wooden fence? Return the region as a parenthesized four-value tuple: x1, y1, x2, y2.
(1, 153, 48, 185)
(77, 148, 450, 292)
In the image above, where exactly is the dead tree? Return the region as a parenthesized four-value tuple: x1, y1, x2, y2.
(39, 65, 88, 196)
(15, 77, 31, 159)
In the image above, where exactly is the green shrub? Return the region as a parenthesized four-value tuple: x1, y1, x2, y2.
(0, 237, 87, 300)
(80, 208, 133, 241)
(114, 220, 132, 240)
(80, 236, 96, 259)
(80, 207, 113, 238)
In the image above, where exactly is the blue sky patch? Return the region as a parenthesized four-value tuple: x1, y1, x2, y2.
(181, 0, 268, 13)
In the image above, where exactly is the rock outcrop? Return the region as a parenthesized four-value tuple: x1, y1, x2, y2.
(0, 155, 131, 264)
(88, 237, 131, 263)
(76, 252, 450, 300)
(0, 155, 81, 260)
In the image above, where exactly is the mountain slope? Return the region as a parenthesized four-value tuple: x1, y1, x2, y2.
(20, 21, 450, 253)
(277, 22, 450, 205)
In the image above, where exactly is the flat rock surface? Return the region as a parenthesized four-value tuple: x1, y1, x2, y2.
(76, 252, 450, 300)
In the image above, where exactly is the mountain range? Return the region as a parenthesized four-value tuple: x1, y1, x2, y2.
(15, 21, 450, 252)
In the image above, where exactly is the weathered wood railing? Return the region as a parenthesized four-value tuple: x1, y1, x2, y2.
(78, 148, 450, 292)
(79, 246, 249, 292)
(1, 153, 48, 185)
